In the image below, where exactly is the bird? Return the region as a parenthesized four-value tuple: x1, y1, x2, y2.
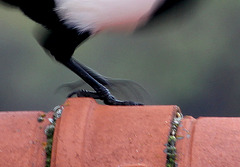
(1, 0, 195, 105)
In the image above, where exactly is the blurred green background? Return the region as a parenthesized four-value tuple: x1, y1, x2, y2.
(0, 1, 240, 117)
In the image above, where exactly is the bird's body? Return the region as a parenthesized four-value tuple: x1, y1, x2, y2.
(55, 0, 164, 33)
(1, 0, 194, 105)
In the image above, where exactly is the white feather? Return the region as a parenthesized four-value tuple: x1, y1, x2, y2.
(54, 0, 165, 34)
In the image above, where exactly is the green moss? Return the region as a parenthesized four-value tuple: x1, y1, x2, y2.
(45, 125, 54, 167)
(38, 114, 46, 122)
(165, 109, 183, 167)
(44, 105, 63, 167)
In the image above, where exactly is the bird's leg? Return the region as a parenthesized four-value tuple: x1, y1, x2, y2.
(72, 60, 110, 86)
(61, 58, 143, 105)
(40, 29, 142, 105)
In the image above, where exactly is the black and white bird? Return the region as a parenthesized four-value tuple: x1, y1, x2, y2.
(1, 0, 195, 105)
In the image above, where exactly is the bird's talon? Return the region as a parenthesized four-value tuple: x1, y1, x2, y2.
(68, 89, 143, 106)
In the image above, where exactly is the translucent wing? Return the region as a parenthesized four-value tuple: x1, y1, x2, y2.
(56, 78, 152, 104)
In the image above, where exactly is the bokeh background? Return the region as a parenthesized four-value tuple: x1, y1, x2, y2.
(0, 1, 240, 117)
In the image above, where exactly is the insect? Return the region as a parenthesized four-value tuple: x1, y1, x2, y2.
(1, 0, 195, 105)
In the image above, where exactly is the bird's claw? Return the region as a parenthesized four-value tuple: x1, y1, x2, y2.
(68, 89, 143, 106)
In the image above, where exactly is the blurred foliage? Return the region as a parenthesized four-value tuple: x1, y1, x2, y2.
(0, 0, 240, 117)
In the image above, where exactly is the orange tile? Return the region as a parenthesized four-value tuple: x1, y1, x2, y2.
(51, 98, 177, 167)
(0, 111, 52, 167)
(177, 117, 240, 167)
(191, 117, 240, 167)
(2, 98, 239, 167)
